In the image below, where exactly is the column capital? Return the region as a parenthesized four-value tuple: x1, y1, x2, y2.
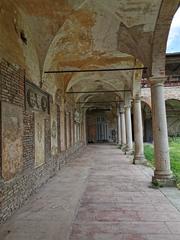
(120, 107, 125, 114)
(124, 106, 130, 110)
(149, 76, 167, 87)
(133, 95, 141, 103)
(116, 108, 120, 116)
(119, 102, 125, 113)
(124, 103, 131, 109)
(124, 97, 132, 109)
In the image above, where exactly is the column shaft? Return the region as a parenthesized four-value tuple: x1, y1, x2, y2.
(133, 97, 145, 164)
(117, 112, 121, 145)
(125, 105, 133, 151)
(151, 79, 172, 181)
(83, 113, 87, 145)
(120, 108, 126, 146)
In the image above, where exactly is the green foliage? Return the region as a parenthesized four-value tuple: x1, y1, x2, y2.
(152, 179, 164, 188)
(144, 144, 154, 166)
(144, 138, 180, 188)
(169, 138, 180, 186)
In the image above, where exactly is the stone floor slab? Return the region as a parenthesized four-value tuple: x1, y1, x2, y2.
(1, 144, 180, 240)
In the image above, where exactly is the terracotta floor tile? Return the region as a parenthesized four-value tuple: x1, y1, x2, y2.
(1, 144, 180, 240)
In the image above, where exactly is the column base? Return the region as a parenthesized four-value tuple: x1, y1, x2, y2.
(121, 144, 133, 155)
(124, 146, 133, 155)
(117, 143, 122, 148)
(133, 155, 146, 165)
(121, 144, 127, 151)
(152, 171, 175, 187)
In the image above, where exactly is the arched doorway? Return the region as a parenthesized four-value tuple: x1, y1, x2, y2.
(86, 107, 117, 144)
(96, 115, 108, 142)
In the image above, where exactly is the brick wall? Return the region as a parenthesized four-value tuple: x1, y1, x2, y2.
(141, 86, 180, 106)
(0, 59, 85, 223)
(0, 59, 24, 107)
(23, 112, 35, 170)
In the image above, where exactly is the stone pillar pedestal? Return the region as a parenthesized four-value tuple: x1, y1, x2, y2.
(133, 96, 146, 164)
(150, 77, 174, 185)
(120, 104, 126, 148)
(125, 104, 133, 152)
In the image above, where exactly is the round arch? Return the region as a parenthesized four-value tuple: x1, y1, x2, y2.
(165, 94, 180, 102)
(165, 99, 180, 137)
(151, 1, 179, 77)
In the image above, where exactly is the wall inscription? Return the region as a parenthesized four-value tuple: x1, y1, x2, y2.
(25, 81, 49, 113)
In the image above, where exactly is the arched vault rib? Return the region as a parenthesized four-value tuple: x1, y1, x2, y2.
(13, 0, 88, 74)
(151, 0, 179, 76)
(40, 0, 179, 96)
(65, 61, 134, 89)
(42, 0, 147, 89)
(65, 67, 132, 105)
(6, 0, 179, 84)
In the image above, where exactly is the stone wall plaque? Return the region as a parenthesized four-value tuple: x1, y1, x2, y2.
(25, 80, 50, 114)
(1, 102, 23, 180)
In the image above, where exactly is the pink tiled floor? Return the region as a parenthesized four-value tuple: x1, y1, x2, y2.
(1, 144, 180, 240)
(69, 145, 180, 240)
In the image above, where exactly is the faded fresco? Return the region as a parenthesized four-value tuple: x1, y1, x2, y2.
(34, 112, 45, 167)
(51, 104, 58, 155)
(2, 102, 23, 181)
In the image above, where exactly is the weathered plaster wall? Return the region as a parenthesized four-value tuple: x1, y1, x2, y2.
(1, 103, 23, 181)
(0, 59, 86, 223)
(0, 0, 41, 84)
(34, 112, 45, 167)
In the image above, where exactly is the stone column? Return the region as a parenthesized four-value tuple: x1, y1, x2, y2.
(71, 111, 74, 146)
(120, 104, 126, 147)
(65, 112, 69, 149)
(125, 102, 133, 152)
(83, 112, 87, 145)
(117, 108, 121, 145)
(150, 77, 172, 184)
(133, 96, 145, 164)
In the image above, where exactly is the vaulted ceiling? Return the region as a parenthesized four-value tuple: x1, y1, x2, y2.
(0, 0, 179, 107)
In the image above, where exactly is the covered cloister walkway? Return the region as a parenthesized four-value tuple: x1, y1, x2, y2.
(1, 144, 180, 240)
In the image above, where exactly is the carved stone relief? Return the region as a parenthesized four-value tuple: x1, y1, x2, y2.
(25, 80, 49, 113)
